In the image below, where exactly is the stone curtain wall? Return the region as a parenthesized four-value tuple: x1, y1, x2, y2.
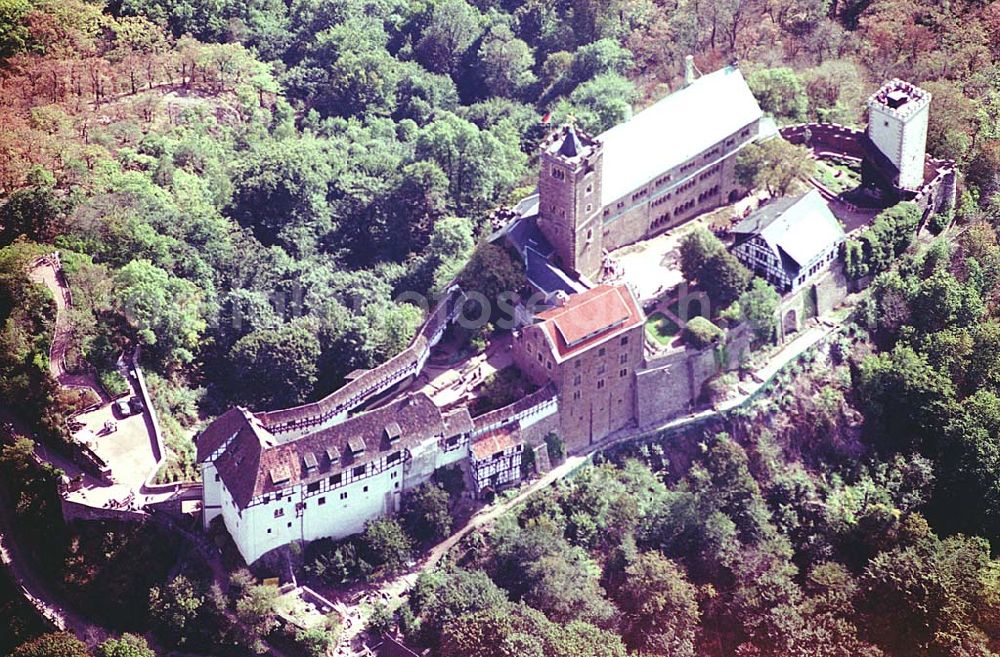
(779, 123, 867, 159)
(635, 323, 752, 426)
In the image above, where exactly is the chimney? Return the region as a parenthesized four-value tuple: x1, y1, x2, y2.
(684, 55, 696, 87)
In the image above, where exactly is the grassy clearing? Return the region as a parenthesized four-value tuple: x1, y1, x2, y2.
(645, 312, 681, 345)
(814, 158, 862, 195)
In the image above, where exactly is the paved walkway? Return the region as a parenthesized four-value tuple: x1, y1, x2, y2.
(0, 486, 98, 638)
(27, 256, 171, 511)
(332, 314, 843, 655)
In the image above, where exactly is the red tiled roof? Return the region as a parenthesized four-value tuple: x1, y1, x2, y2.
(196, 407, 265, 463)
(535, 285, 643, 361)
(470, 425, 521, 461)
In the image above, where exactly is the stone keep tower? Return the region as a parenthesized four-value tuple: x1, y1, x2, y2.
(538, 124, 604, 280)
(866, 79, 931, 191)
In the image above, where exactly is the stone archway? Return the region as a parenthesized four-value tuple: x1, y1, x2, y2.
(782, 308, 799, 338)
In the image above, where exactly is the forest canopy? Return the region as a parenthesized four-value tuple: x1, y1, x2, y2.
(0, 0, 999, 480)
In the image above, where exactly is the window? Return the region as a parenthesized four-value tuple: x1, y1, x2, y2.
(263, 494, 270, 503)
(330, 473, 342, 485)
(546, 361, 553, 370)
(619, 353, 628, 364)
(391, 471, 397, 479)
(307, 482, 320, 493)
(274, 508, 284, 518)
(575, 360, 581, 368)
(318, 497, 326, 505)
(214, 473, 220, 481)
(573, 374, 581, 386)
(597, 364, 606, 376)
(296, 502, 305, 511)
(598, 347, 606, 357)
(586, 204, 593, 213)
(619, 368, 628, 377)
(586, 183, 593, 194)
(573, 390, 582, 400)
(267, 528, 272, 534)
(620, 336, 629, 345)
(364, 485, 369, 493)
(287, 522, 292, 528)
(340, 491, 348, 500)
(395, 481, 400, 489)
(597, 379, 605, 390)
(353, 465, 366, 477)
(537, 353, 543, 363)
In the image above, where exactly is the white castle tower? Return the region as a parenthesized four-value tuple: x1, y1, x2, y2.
(866, 79, 931, 191)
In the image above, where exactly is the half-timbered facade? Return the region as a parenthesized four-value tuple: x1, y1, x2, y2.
(469, 426, 525, 496)
(731, 190, 846, 292)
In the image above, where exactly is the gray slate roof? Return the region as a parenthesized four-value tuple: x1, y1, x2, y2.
(598, 66, 763, 207)
(504, 213, 586, 296)
(733, 189, 845, 273)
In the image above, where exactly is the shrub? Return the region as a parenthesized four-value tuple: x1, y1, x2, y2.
(99, 369, 128, 398)
(928, 210, 952, 235)
(402, 482, 453, 544)
(545, 432, 565, 465)
(471, 368, 532, 415)
(362, 518, 413, 576)
(703, 372, 738, 404)
(738, 279, 780, 342)
(520, 444, 536, 477)
(842, 202, 921, 279)
(294, 620, 341, 657)
(683, 317, 724, 349)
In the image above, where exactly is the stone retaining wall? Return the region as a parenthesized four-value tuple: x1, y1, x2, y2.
(635, 322, 752, 425)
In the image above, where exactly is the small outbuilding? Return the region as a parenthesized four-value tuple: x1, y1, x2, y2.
(731, 189, 845, 293)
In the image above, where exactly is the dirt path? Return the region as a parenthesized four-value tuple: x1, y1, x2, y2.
(28, 257, 106, 402)
(333, 315, 842, 654)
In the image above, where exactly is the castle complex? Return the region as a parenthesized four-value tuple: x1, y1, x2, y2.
(198, 68, 956, 564)
(537, 65, 766, 281)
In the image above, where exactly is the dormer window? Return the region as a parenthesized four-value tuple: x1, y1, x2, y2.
(269, 465, 290, 486)
(348, 437, 366, 456)
(303, 451, 318, 472)
(325, 446, 340, 463)
(385, 421, 402, 444)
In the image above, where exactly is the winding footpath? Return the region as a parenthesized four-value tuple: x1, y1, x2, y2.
(0, 491, 98, 638)
(27, 256, 106, 402)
